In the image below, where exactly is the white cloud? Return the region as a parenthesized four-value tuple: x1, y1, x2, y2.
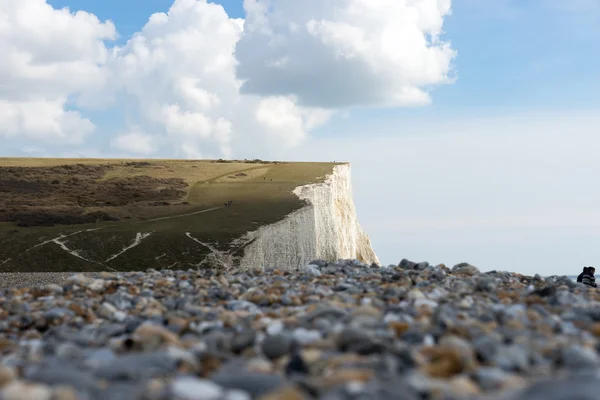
(0, 0, 116, 143)
(235, 0, 456, 108)
(2, 0, 456, 157)
(101, 0, 329, 159)
(111, 130, 158, 155)
(0, 99, 94, 144)
(255, 96, 333, 148)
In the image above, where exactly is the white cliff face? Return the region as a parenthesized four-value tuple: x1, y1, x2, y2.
(239, 164, 379, 269)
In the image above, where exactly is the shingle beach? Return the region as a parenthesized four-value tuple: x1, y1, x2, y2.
(1, 260, 599, 400)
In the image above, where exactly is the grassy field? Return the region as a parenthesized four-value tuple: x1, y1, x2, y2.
(0, 158, 338, 272)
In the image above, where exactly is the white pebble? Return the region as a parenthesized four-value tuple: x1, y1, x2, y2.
(171, 377, 223, 400)
(414, 298, 438, 310)
(224, 389, 251, 400)
(88, 279, 106, 292)
(346, 381, 365, 394)
(423, 334, 435, 346)
(266, 320, 284, 336)
(408, 289, 425, 301)
(113, 311, 127, 322)
(458, 296, 474, 309)
(303, 264, 322, 276)
(42, 284, 63, 294)
(1, 381, 52, 400)
(292, 328, 322, 344)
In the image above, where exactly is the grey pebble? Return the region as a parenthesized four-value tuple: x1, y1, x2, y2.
(94, 352, 178, 380)
(2, 259, 600, 400)
(211, 372, 285, 398)
(261, 334, 291, 360)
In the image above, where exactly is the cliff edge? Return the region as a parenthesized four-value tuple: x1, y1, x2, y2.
(239, 164, 379, 269)
(0, 158, 377, 272)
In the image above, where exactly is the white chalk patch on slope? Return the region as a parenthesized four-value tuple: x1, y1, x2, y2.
(26, 231, 82, 252)
(25, 227, 104, 253)
(185, 232, 233, 269)
(186, 233, 220, 253)
(53, 237, 99, 265)
(105, 232, 153, 262)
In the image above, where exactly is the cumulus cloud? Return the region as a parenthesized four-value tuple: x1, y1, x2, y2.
(0, 0, 116, 143)
(255, 96, 333, 147)
(235, 0, 456, 108)
(100, 0, 329, 158)
(110, 130, 158, 155)
(2, 0, 456, 157)
(0, 99, 95, 144)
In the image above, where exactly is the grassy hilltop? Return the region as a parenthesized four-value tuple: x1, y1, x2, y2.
(0, 158, 338, 272)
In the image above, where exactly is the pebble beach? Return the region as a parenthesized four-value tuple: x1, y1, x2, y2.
(1, 259, 599, 400)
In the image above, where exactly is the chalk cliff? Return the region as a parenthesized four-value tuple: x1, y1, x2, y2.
(239, 164, 379, 269)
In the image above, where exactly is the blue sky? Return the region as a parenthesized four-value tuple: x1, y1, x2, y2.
(43, 0, 600, 113)
(41, 0, 598, 138)
(4, 0, 600, 274)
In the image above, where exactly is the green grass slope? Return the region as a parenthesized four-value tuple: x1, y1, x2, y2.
(0, 158, 338, 272)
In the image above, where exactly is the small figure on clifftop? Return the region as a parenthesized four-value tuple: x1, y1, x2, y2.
(577, 266, 597, 287)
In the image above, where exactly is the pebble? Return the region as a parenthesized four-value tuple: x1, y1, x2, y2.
(171, 377, 223, 400)
(0, 259, 597, 399)
(0, 365, 16, 388)
(292, 328, 322, 344)
(262, 334, 292, 360)
(51, 386, 79, 400)
(212, 372, 285, 397)
(474, 367, 526, 392)
(1, 381, 52, 400)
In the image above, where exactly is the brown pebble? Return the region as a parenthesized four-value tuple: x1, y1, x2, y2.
(1, 381, 52, 400)
(241, 347, 258, 358)
(590, 322, 600, 337)
(388, 321, 410, 338)
(167, 316, 190, 332)
(51, 385, 78, 400)
(421, 346, 465, 378)
(0, 338, 16, 353)
(0, 365, 16, 389)
(449, 376, 480, 396)
(67, 302, 87, 317)
(248, 358, 274, 374)
(259, 386, 307, 400)
(199, 354, 222, 377)
(506, 320, 524, 330)
(22, 330, 42, 340)
(301, 349, 322, 363)
(313, 369, 373, 390)
(133, 323, 181, 351)
(352, 305, 381, 318)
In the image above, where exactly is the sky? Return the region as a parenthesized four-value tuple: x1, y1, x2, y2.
(1, 0, 600, 275)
